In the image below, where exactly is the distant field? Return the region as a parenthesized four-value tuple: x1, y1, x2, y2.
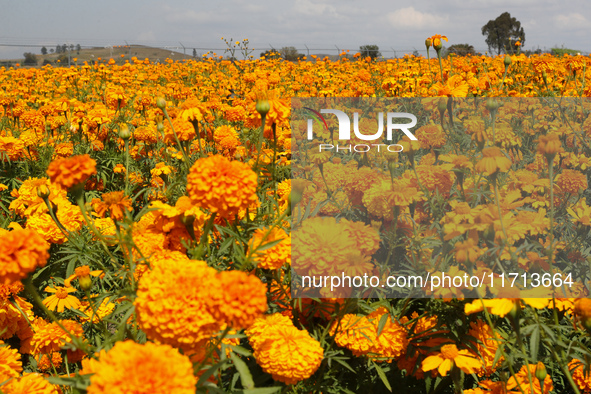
(2, 45, 199, 66)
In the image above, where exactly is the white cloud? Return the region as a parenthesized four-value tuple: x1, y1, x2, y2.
(292, 0, 341, 18)
(137, 31, 156, 42)
(386, 7, 448, 29)
(554, 13, 588, 29)
(162, 5, 225, 23)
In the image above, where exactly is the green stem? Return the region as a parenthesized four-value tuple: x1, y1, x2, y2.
(254, 113, 266, 174)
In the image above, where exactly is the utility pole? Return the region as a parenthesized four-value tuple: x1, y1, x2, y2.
(179, 42, 186, 56)
(304, 44, 310, 57)
(124, 40, 131, 58)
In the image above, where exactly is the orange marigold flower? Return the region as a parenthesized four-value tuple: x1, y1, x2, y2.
(186, 155, 258, 219)
(247, 314, 323, 385)
(134, 257, 221, 353)
(207, 270, 268, 329)
(249, 227, 291, 269)
(475, 147, 512, 176)
(416, 123, 447, 149)
(91, 191, 133, 221)
(0, 283, 34, 341)
(36, 352, 63, 371)
(46, 154, 97, 190)
(506, 363, 553, 393)
(30, 319, 83, 355)
(0, 228, 49, 285)
(467, 320, 503, 376)
(569, 359, 591, 393)
(64, 265, 104, 290)
(0, 372, 58, 394)
(86, 341, 196, 394)
(42, 286, 80, 313)
(0, 340, 22, 379)
(422, 344, 481, 376)
(556, 169, 587, 195)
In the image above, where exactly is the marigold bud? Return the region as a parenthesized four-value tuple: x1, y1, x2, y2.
(119, 124, 131, 140)
(535, 362, 547, 382)
(156, 97, 167, 110)
(256, 99, 270, 116)
(486, 98, 500, 112)
(504, 55, 512, 66)
(36, 185, 50, 199)
(425, 38, 432, 49)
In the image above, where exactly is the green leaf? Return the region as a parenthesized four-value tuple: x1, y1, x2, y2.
(230, 353, 254, 390)
(333, 357, 356, 373)
(530, 326, 540, 363)
(239, 388, 282, 394)
(372, 361, 392, 392)
(229, 345, 252, 357)
(377, 313, 389, 337)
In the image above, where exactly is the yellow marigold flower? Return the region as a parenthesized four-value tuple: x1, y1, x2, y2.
(248, 317, 323, 385)
(422, 344, 481, 376)
(46, 154, 97, 190)
(187, 155, 258, 219)
(568, 200, 591, 227)
(91, 191, 133, 221)
(0, 340, 22, 379)
(475, 147, 512, 176)
(78, 295, 115, 324)
(0, 372, 58, 394)
(30, 319, 83, 355)
(506, 363, 553, 394)
(249, 227, 291, 269)
(556, 169, 587, 194)
(42, 286, 80, 313)
(135, 258, 221, 353)
(208, 270, 268, 329)
(0, 228, 49, 285)
(86, 341, 197, 394)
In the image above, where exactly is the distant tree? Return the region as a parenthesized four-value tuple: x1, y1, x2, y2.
(192, 48, 197, 58)
(359, 45, 381, 60)
(55, 45, 61, 54)
(61, 44, 67, 53)
(41, 46, 47, 55)
(551, 47, 580, 56)
(260, 49, 282, 60)
(42, 59, 52, 66)
(76, 44, 81, 53)
(23, 52, 37, 66)
(482, 12, 525, 55)
(280, 46, 304, 61)
(447, 43, 475, 56)
(50, 48, 54, 54)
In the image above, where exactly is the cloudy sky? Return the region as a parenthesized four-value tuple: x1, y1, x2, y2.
(1, 0, 589, 60)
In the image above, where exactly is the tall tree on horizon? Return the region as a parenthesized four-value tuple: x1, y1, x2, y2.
(482, 12, 525, 55)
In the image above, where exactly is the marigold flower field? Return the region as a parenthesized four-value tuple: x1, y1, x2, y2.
(0, 44, 591, 393)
